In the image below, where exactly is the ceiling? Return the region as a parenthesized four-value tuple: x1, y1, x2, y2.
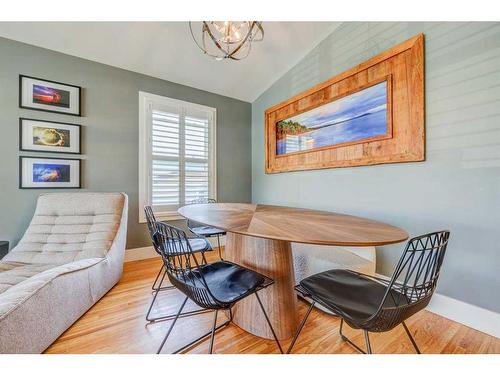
(0, 22, 340, 102)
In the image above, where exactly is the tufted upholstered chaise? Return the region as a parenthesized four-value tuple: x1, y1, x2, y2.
(0, 192, 128, 353)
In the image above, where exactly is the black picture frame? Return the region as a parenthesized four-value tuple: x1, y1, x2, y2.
(19, 75, 82, 116)
(19, 118, 82, 155)
(19, 156, 82, 189)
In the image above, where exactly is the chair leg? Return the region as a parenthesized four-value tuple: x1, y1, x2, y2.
(147, 306, 211, 323)
(339, 319, 368, 354)
(402, 321, 421, 354)
(152, 265, 175, 292)
(151, 264, 164, 291)
(157, 297, 188, 354)
(254, 291, 284, 354)
(146, 270, 167, 321)
(208, 310, 218, 354)
(286, 301, 315, 354)
(339, 321, 417, 354)
(146, 270, 208, 322)
(201, 251, 208, 265)
(364, 331, 372, 354)
(216, 234, 223, 260)
(172, 309, 232, 354)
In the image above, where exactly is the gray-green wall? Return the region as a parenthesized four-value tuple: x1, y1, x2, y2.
(0, 37, 252, 250)
(252, 22, 500, 312)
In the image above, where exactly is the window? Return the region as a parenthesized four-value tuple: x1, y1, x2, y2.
(139, 92, 216, 221)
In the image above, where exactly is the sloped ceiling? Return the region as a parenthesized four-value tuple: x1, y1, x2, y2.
(0, 22, 340, 102)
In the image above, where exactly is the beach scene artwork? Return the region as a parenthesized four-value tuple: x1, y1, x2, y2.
(276, 81, 389, 155)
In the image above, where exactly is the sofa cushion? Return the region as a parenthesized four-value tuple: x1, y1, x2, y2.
(0, 258, 103, 320)
(3, 193, 125, 265)
(0, 262, 57, 295)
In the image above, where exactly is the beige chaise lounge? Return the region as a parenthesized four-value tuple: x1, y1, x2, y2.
(0, 192, 128, 353)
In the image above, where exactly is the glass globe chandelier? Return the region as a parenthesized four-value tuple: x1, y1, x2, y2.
(189, 21, 264, 61)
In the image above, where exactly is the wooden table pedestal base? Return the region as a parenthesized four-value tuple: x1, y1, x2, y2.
(224, 232, 299, 340)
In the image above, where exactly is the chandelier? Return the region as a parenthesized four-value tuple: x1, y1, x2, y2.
(189, 21, 264, 61)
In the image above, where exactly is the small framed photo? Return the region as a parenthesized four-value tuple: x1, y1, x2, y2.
(19, 118, 81, 154)
(19, 75, 81, 116)
(19, 156, 81, 189)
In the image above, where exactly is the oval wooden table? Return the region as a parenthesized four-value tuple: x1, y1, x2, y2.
(178, 203, 408, 341)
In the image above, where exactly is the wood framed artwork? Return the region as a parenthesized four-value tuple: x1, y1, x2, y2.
(19, 156, 81, 189)
(19, 118, 81, 154)
(264, 33, 424, 173)
(19, 75, 82, 116)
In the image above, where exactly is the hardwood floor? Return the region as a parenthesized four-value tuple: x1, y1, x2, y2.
(45, 253, 500, 354)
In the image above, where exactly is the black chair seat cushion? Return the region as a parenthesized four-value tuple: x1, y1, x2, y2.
(190, 261, 265, 304)
(186, 238, 211, 252)
(158, 237, 211, 254)
(190, 225, 226, 237)
(300, 269, 406, 323)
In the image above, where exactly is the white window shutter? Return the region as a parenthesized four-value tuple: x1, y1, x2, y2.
(139, 92, 217, 221)
(151, 110, 180, 210)
(184, 109, 211, 203)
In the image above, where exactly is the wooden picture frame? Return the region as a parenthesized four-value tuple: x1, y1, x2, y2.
(19, 156, 81, 189)
(265, 34, 424, 174)
(19, 118, 82, 154)
(19, 75, 82, 116)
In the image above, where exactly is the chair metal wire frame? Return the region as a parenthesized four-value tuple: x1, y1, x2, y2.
(154, 221, 283, 354)
(187, 198, 225, 260)
(145, 206, 175, 293)
(144, 206, 211, 323)
(287, 230, 450, 354)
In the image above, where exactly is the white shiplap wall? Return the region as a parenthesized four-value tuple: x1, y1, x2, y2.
(251, 22, 500, 314)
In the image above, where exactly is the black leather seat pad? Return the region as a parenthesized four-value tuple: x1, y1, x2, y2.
(190, 261, 265, 304)
(158, 237, 211, 254)
(191, 225, 226, 237)
(300, 269, 406, 322)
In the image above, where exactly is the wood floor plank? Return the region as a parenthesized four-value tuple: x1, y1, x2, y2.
(45, 252, 499, 354)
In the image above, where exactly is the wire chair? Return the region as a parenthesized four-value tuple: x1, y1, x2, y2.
(144, 206, 211, 323)
(154, 221, 283, 354)
(187, 198, 226, 260)
(145, 206, 172, 292)
(287, 230, 451, 354)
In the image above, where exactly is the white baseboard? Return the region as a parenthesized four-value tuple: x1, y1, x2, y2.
(373, 272, 500, 338)
(124, 246, 158, 262)
(124, 236, 226, 263)
(426, 293, 500, 338)
(124, 243, 499, 339)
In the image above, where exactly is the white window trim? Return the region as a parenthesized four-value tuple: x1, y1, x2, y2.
(138, 91, 217, 223)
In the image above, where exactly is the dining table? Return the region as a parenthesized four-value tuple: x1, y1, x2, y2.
(178, 203, 408, 340)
